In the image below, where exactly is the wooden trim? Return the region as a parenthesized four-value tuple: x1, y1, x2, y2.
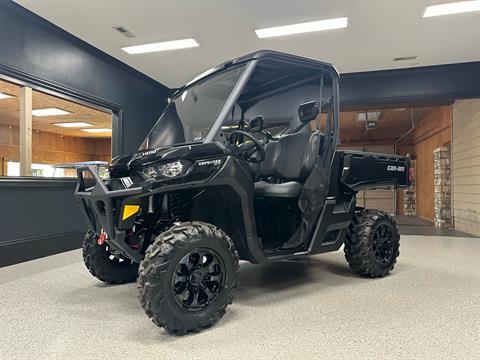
(0, 156, 5, 176)
(19, 86, 32, 176)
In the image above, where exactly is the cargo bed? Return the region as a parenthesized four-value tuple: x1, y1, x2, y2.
(339, 150, 410, 191)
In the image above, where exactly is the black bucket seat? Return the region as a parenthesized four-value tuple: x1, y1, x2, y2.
(254, 130, 320, 198)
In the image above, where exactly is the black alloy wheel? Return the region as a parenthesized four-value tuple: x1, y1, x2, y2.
(171, 248, 226, 311)
(105, 244, 135, 267)
(82, 231, 139, 284)
(138, 222, 239, 334)
(344, 210, 400, 278)
(372, 225, 395, 265)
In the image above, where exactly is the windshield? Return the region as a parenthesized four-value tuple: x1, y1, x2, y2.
(140, 65, 246, 150)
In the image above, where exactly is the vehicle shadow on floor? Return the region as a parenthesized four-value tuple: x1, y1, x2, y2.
(61, 255, 363, 315)
(132, 256, 369, 342)
(234, 255, 365, 307)
(57, 254, 369, 342)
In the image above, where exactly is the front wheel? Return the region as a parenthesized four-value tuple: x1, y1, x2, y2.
(137, 222, 239, 335)
(82, 231, 139, 284)
(344, 210, 400, 278)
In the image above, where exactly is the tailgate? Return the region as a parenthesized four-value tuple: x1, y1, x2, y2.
(340, 150, 410, 191)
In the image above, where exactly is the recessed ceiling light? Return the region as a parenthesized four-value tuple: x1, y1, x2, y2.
(0, 91, 14, 99)
(122, 38, 199, 54)
(32, 108, 71, 116)
(357, 111, 380, 122)
(255, 17, 348, 39)
(82, 128, 112, 133)
(423, 0, 480, 17)
(394, 108, 407, 112)
(53, 122, 93, 128)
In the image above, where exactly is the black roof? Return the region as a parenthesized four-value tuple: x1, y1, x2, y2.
(173, 50, 338, 97)
(233, 50, 338, 73)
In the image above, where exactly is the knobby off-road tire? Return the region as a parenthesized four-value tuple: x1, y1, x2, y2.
(138, 221, 239, 335)
(82, 231, 139, 284)
(345, 210, 400, 278)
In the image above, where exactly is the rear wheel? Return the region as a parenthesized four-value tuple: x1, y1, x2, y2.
(82, 231, 139, 284)
(137, 221, 239, 335)
(344, 210, 400, 278)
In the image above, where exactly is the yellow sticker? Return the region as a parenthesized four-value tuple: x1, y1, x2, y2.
(122, 205, 140, 220)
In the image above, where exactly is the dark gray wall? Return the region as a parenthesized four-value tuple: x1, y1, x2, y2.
(0, 179, 86, 266)
(0, 2, 171, 155)
(1, 180, 82, 242)
(340, 61, 480, 108)
(0, 2, 170, 266)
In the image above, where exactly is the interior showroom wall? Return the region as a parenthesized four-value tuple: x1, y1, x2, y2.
(1, 1, 479, 359)
(0, 2, 170, 265)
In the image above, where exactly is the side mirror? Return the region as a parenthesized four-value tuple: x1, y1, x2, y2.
(298, 101, 319, 123)
(248, 115, 264, 132)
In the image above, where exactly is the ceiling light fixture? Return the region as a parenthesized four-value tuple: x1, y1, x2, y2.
(255, 17, 348, 38)
(0, 91, 14, 99)
(357, 111, 381, 122)
(423, 0, 480, 17)
(82, 128, 112, 133)
(122, 38, 199, 54)
(32, 108, 71, 116)
(52, 122, 93, 128)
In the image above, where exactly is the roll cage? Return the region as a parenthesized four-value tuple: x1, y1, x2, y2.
(171, 50, 340, 153)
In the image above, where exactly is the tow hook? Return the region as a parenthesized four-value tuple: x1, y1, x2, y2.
(97, 230, 107, 245)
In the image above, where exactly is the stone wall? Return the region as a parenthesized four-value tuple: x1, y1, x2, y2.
(434, 147, 451, 227)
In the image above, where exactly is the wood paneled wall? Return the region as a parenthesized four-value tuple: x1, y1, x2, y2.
(452, 99, 480, 236)
(398, 106, 452, 220)
(0, 124, 111, 174)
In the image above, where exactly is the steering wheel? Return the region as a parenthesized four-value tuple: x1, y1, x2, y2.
(229, 130, 265, 164)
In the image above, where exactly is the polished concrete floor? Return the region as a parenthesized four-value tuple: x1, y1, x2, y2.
(1, 235, 479, 359)
(396, 215, 477, 237)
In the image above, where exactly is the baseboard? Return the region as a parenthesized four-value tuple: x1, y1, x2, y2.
(0, 230, 86, 267)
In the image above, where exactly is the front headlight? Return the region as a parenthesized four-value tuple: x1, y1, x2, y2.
(141, 160, 185, 180)
(158, 161, 183, 177)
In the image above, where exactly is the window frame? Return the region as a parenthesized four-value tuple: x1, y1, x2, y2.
(0, 67, 120, 181)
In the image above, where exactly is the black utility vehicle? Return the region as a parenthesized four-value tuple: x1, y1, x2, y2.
(75, 51, 410, 334)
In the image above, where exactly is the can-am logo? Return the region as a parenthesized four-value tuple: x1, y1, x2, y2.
(198, 159, 222, 166)
(387, 165, 406, 172)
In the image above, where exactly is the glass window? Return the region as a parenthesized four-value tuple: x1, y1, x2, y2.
(231, 59, 331, 136)
(140, 65, 246, 150)
(0, 77, 112, 178)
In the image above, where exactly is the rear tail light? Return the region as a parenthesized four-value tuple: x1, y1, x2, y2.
(409, 167, 414, 182)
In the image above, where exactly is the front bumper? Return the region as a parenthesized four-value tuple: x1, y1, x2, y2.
(75, 166, 145, 261)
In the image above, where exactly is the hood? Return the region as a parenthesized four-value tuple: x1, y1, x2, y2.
(109, 142, 226, 177)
